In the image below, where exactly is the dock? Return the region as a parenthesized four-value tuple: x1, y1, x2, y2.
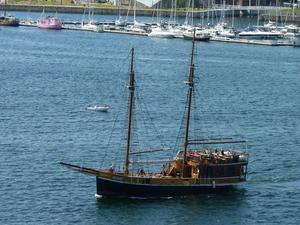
(210, 37, 293, 46)
(18, 20, 296, 47)
(102, 29, 148, 36)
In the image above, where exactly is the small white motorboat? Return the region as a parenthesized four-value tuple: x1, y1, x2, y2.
(148, 26, 175, 38)
(81, 22, 102, 32)
(87, 105, 110, 112)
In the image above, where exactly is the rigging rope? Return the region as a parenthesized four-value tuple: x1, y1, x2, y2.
(99, 51, 132, 169)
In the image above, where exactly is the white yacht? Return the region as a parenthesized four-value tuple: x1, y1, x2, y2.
(80, 6, 101, 32)
(126, 0, 147, 33)
(183, 29, 210, 41)
(81, 22, 102, 32)
(115, 16, 127, 26)
(280, 24, 300, 39)
(167, 25, 184, 38)
(133, 20, 146, 27)
(214, 23, 236, 38)
(238, 28, 283, 40)
(258, 21, 277, 31)
(126, 24, 147, 34)
(148, 26, 175, 38)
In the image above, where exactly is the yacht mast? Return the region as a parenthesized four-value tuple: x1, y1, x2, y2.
(292, 0, 295, 23)
(232, 0, 235, 28)
(191, 0, 194, 27)
(4, 0, 7, 17)
(257, 0, 260, 27)
(183, 30, 196, 172)
(174, 0, 177, 24)
(134, 0, 136, 23)
(125, 48, 135, 175)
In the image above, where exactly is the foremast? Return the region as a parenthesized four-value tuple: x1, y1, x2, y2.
(125, 48, 135, 175)
(183, 30, 196, 175)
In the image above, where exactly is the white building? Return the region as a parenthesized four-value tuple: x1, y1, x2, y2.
(136, 0, 160, 7)
(112, 0, 160, 7)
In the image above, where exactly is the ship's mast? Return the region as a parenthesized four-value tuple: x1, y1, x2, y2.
(183, 30, 196, 170)
(125, 48, 135, 175)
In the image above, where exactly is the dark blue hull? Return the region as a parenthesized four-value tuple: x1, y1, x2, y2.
(96, 177, 236, 197)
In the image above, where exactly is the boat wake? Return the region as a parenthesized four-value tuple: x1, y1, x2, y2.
(95, 193, 103, 199)
(94, 193, 174, 200)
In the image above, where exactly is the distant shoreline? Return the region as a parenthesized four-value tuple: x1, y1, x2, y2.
(2, 4, 185, 17)
(1, 4, 244, 18)
(1, 4, 300, 23)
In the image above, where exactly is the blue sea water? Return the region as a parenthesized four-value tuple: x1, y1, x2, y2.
(1, 12, 300, 225)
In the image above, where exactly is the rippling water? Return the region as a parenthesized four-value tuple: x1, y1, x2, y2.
(1, 12, 300, 225)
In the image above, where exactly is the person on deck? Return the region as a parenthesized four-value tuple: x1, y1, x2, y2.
(139, 167, 145, 176)
(108, 164, 114, 173)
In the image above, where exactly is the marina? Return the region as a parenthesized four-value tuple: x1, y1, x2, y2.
(1, 0, 300, 47)
(16, 18, 298, 46)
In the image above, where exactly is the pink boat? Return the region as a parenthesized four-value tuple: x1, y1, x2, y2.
(37, 16, 62, 30)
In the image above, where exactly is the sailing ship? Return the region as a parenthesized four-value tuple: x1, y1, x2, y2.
(61, 31, 249, 198)
(0, 0, 19, 26)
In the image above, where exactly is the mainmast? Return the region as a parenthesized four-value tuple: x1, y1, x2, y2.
(183, 30, 196, 170)
(125, 48, 135, 175)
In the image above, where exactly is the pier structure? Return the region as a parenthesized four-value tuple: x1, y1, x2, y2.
(2, 3, 298, 47)
(18, 19, 295, 47)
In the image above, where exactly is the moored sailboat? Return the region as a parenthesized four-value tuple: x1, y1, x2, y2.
(0, 0, 19, 26)
(61, 31, 249, 198)
(114, 0, 127, 26)
(0, 15, 19, 26)
(80, 6, 102, 32)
